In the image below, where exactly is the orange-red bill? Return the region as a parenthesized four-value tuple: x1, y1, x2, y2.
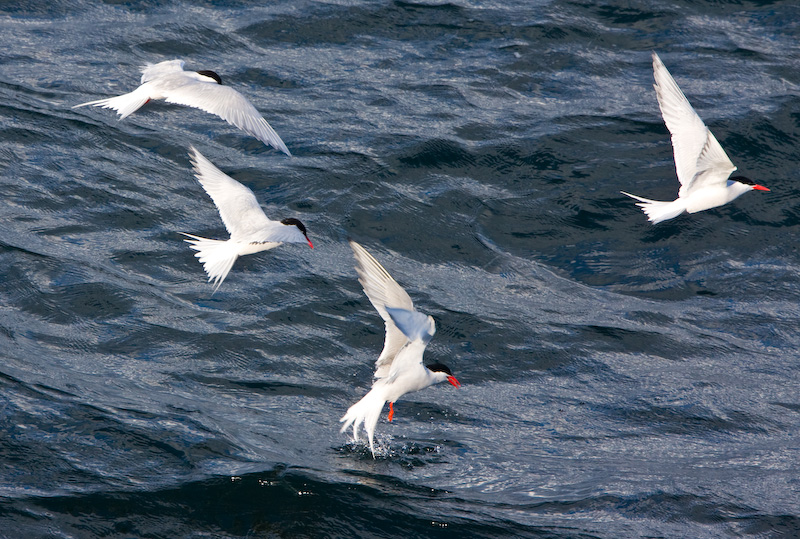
(753, 185, 770, 191)
(447, 375, 461, 388)
(388, 402, 394, 422)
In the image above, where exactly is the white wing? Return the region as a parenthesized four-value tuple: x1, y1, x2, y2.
(165, 81, 290, 156)
(189, 147, 278, 241)
(384, 339, 429, 386)
(652, 52, 736, 198)
(349, 241, 418, 379)
(384, 308, 436, 384)
(140, 59, 185, 84)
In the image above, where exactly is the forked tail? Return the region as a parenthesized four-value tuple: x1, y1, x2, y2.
(621, 191, 686, 224)
(340, 387, 387, 457)
(181, 234, 239, 292)
(72, 87, 151, 120)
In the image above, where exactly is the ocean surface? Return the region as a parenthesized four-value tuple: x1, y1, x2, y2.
(1, 1, 799, 537)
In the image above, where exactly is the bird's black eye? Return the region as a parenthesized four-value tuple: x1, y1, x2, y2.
(196, 70, 222, 84)
(281, 217, 307, 234)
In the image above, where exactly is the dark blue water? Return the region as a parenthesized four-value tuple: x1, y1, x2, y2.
(2, 1, 800, 537)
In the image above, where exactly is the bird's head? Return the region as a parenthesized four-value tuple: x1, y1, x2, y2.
(426, 363, 461, 388)
(195, 70, 222, 84)
(281, 217, 313, 248)
(731, 176, 770, 192)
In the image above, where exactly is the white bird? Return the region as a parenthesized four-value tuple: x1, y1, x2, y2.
(182, 146, 312, 291)
(621, 52, 769, 224)
(341, 241, 460, 457)
(73, 59, 291, 156)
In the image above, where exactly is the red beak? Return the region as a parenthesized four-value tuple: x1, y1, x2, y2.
(306, 237, 314, 248)
(447, 375, 461, 389)
(753, 185, 770, 191)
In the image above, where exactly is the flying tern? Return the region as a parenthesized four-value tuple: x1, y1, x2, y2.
(622, 52, 769, 224)
(182, 146, 312, 291)
(73, 59, 291, 155)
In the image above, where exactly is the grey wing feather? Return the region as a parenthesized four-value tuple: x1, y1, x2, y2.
(166, 83, 290, 156)
(386, 308, 435, 344)
(349, 241, 416, 379)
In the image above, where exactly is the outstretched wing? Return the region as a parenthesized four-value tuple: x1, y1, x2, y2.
(166, 82, 290, 156)
(140, 59, 185, 84)
(349, 241, 417, 379)
(652, 52, 736, 198)
(188, 147, 274, 240)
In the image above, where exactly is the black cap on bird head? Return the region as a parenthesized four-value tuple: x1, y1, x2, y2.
(281, 217, 307, 234)
(731, 175, 770, 192)
(196, 70, 222, 84)
(427, 362, 453, 376)
(731, 176, 754, 185)
(427, 362, 461, 388)
(281, 217, 314, 248)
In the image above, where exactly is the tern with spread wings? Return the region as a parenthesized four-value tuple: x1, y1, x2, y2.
(341, 241, 460, 457)
(73, 59, 290, 155)
(182, 147, 312, 292)
(622, 52, 769, 223)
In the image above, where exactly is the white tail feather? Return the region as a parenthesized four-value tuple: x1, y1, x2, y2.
(73, 87, 151, 120)
(621, 191, 687, 224)
(340, 387, 387, 457)
(182, 234, 240, 292)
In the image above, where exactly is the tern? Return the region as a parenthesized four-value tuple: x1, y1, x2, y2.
(73, 59, 291, 155)
(341, 241, 460, 457)
(182, 146, 312, 291)
(622, 52, 769, 224)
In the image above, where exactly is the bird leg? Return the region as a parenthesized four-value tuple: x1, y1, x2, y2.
(388, 402, 394, 422)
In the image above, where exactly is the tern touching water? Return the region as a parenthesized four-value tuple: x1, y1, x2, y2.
(73, 59, 291, 155)
(182, 147, 312, 292)
(621, 52, 769, 224)
(341, 241, 460, 457)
